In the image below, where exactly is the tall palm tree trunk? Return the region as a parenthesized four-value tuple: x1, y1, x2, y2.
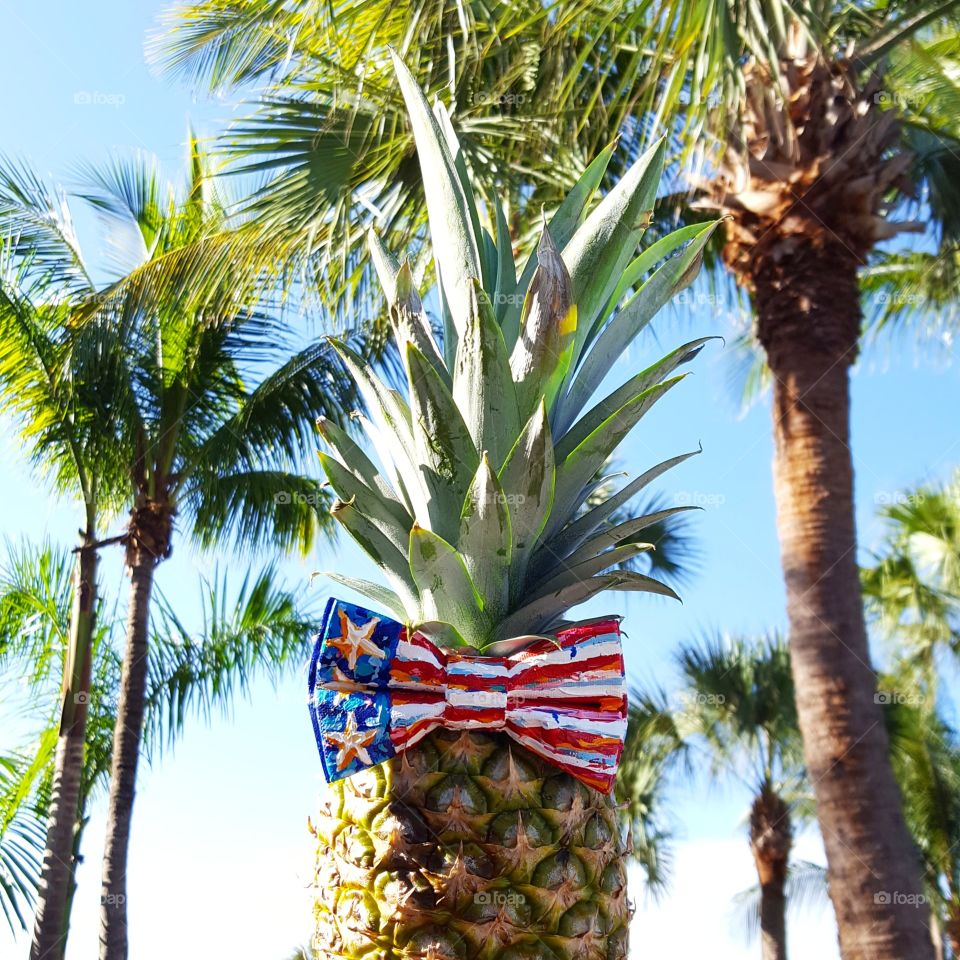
(30, 533, 98, 960)
(98, 540, 156, 960)
(749, 786, 791, 960)
(755, 250, 932, 960)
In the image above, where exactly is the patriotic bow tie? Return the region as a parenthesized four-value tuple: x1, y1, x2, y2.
(308, 598, 627, 793)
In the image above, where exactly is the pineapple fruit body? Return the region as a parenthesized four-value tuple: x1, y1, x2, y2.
(313, 732, 628, 960)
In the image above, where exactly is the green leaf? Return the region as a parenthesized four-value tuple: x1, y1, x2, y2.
(559, 221, 718, 433)
(408, 525, 487, 645)
(391, 52, 481, 337)
(367, 227, 401, 302)
(394, 263, 448, 382)
(601, 222, 711, 321)
(411, 619, 467, 649)
(526, 542, 654, 600)
(510, 227, 577, 420)
(328, 338, 425, 520)
(548, 140, 619, 249)
(561, 506, 700, 571)
(498, 400, 555, 592)
(452, 280, 520, 470)
(540, 448, 702, 562)
(367, 232, 447, 382)
(556, 338, 716, 461)
(330, 499, 418, 615)
(492, 570, 668, 640)
(434, 99, 488, 290)
(315, 416, 399, 505)
(405, 342, 479, 541)
(563, 139, 667, 363)
(548, 376, 690, 539)
(318, 451, 411, 553)
(458, 455, 512, 625)
(505, 141, 618, 347)
(322, 573, 406, 621)
(492, 192, 517, 332)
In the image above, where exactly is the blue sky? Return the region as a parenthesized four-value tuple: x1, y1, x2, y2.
(2, 2, 958, 958)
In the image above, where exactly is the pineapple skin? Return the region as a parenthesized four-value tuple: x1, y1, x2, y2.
(312, 730, 629, 960)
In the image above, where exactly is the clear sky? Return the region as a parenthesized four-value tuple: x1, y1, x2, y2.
(2, 2, 958, 958)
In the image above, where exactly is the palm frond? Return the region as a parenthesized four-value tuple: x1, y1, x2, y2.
(616, 686, 686, 895)
(0, 753, 43, 934)
(731, 859, 830, 945)
(674, 631, 805, 794)
(143, 562, 318, 754)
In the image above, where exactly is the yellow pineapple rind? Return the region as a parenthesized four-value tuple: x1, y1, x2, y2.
(312, 730, 629, 960)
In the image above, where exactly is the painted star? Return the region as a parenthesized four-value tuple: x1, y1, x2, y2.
(325, 712, 378, 771)
(327, 610, 385, 670)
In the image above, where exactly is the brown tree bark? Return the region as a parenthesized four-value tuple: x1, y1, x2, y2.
(98, 544, 155, 960)
(750, 786, 792, 960)
(755, 242, 932, 960)
(30, 535, 97, 960)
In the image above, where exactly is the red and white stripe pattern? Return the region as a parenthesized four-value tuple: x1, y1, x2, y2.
(311, 600, 627, 793)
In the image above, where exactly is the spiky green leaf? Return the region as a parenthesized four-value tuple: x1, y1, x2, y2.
(391, 51, 481, 337)
(459, 455, 512, 624)
(406, 342, 479, 541)
(331, 499, 417, 614)
(559, 221, 718, 432)
(452, 281, 520, 470)
(408, 525, 487, 645)
(498, 400, 555, 591)
(563, 139, 667, 362)
(322, 573, 406, 621)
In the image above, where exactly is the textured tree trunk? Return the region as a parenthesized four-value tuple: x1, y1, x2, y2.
(750, 786, 791, 960)
(755, 245, 932, 960)
(98, 546, 155, 960)
(30, 535, 97, 960)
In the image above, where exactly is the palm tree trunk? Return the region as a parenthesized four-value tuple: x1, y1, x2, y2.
(30, 535, 97, 960)
(98, 545, 155, 960)
(750, 786, 791, 960)
(755, 250, 932, 960)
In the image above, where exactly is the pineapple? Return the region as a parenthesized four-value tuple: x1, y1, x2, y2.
(310, 54, 716, 960)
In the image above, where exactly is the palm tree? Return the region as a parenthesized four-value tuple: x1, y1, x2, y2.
(77, 154, 353, 960)
(153, 4, 960, 955)
(0, 144, 358, 960)
(674, 633, 805, 960)
(615, 689, 688, 895)
(0, 539, 320, 954)
(885, 694, 960, 960)
(0, 162, 127, 960)
(862, 472, 960, 678)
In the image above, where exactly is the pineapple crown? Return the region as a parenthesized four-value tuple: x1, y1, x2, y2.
(318, 54, 718, 651)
